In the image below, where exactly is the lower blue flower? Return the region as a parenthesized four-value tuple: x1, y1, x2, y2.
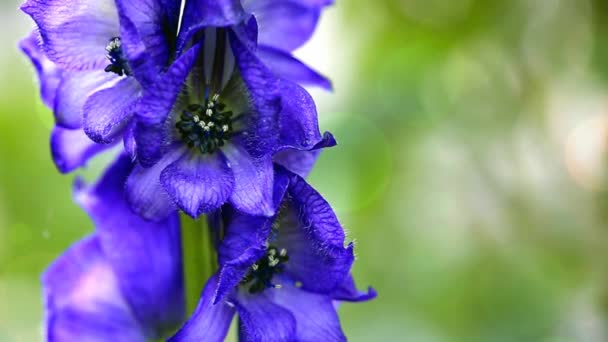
(43, 154, 185, 341)
(169, 166, 375, 342)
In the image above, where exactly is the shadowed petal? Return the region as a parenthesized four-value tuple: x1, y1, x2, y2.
(115, 0, 180, 75)
(43, 237, 145, 342)
(160, 152, 235, 218)
(50, 127, 113, 173)
(83, 77, 141, 143)
(168, 275, 235, 342)
(21, 0, 120, 70)
(222, 144, 275, 217)
(229, 28, 281, 157)
(75, 155, 185, 338)
(258, 46, 331, 90)
(136, 43, 201, 125)
(18, 32, 63, 108)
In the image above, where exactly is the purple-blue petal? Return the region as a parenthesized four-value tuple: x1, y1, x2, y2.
(115, 0, 180, 74)
(168, 275, 236, 342)
(234, 289, 296, 342)
(160, 151, 235, 218)
(215, 208, 272, 302)
(269, 280, 346, 342)
(331, 274, 377, 303)
(54, 71, 115, 129)
(258, 45, 332, 90)
(222, 144, 275, 217)
(275, 169, 354, 293)
(75, 154, 185, 338)
(277, 79, 323, 151)
(245, 0, 321, 52)
(126, 148, 181, 221)
(21, 0, 120, 70)
(136, 43, 201, 125)
(43, 236, 145, 342)
(18, 32, 63, 108)
(177, 0, 246, 53)
(229, 27, 281, 157)
(50, 126, 112, 173)
(83, 77, 141, 143)
(273, 148, 321, 178)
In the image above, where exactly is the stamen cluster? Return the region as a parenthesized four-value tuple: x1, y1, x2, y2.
(175, 94, 234, 154)
(105, 37, 132, 76)
(241, 245, 290, 294)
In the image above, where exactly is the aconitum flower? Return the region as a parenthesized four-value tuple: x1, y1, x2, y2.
(126, 12, 335, 221)
(20, 0, 180, 172)
(168, 167, 375, 341)
(44, 154, 185, 341)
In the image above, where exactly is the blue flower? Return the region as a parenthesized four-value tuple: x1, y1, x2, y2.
(43, 154, 185, 341)
(125, 7, 337, 221)
(168, 166, 375, 342)
(20, 0, 181, 172)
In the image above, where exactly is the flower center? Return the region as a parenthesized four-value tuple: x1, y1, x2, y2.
(241, 246, 289, 294)
(175, 94, 234, 154)
(104, 37, 132, 76)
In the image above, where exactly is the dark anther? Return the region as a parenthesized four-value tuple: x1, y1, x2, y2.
(105, 37, 132, 77)
(175, 95, 234, 154)
(240, 246, 289, 294)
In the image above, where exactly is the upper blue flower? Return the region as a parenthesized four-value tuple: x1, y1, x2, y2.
(168, 166, 375, 342)
(125, 2, 336, 221)
(43, 154, 185, 341)
(20, 0, 181, 172)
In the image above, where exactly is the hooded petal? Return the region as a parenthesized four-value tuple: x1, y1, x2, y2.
(54, 71, 115, 129)
(21, 0, 120, 70)
(126, 147, 181, 221)
(43, 237, 145, 342)
(244, 0, 321, 52)
(19, 32, 63, 108)
(75, 154, 185, 338)
(270, 281, 346, 342)
(275, 168, 354, 293)
(273, 132, 336, 178)
(234, 290, 296, 342)
(331, 274, 377, 303)
(168, 275, 235, 342)
(160, 152, 235, 218)
(83, 77, 141, 143)
(258, 45, 331, 90)
(177, 0, 246, 53)
(229, 28, 281, 157)
(50, 126, 112, 173)
(222, 144, 275, 217)
(277, 79, 324, 151)
(136, 43, 201, 125)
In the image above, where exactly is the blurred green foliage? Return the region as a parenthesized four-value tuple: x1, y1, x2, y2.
(4, 0, 608, 341)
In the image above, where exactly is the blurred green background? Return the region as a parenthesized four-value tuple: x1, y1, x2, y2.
(3, 0, 608, 341)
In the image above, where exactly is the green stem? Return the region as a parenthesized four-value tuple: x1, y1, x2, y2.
(180, 213, 216, 315)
